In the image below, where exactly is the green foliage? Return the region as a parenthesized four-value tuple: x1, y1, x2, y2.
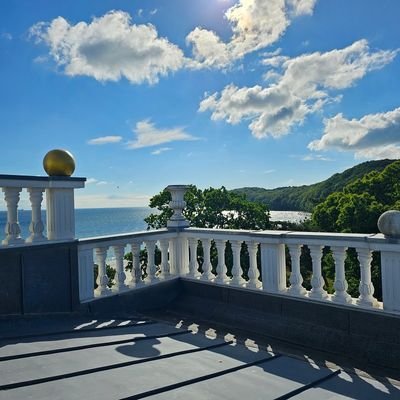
(312, 160, 400, 233)
(232, 159, 395, 211)
(145, 185, 271, 230)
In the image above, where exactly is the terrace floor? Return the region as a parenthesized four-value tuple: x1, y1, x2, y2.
(1, 313, 399, 400)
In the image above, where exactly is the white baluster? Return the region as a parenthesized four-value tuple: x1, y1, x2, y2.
(159, 239, 170, 279)
(331, 246, 352, 304)
(129, 241, 142, 287)
(145, 240, 157, 283)
(26, 188, 46, 243)
(246, 241, 261, 289)
(214, 239, 228, 284)
(356, 248, 378, 308)
(230, 240, 245, 286)
(188, 237, 200, 278)
(287, 244, 306, 296)
(2, 187, 23, 245)
(94, 247, 109, 297)
(308, 245, 328, 300)
(200, 238, 214, 280)
(111, 245, 128, 292)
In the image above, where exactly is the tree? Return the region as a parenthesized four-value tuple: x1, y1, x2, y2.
(145, 185, 271, 230)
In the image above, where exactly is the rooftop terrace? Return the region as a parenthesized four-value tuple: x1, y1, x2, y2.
(1, 174, 400, 399)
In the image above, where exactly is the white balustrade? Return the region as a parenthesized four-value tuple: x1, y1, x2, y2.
(1, 176, 396, 315)
(0, 175, 85, 246)
(77, 230, 175, 300)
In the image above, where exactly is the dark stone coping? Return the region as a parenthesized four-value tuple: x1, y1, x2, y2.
(0, 174, 86, 182)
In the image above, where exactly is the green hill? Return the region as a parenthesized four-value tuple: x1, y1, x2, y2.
(232, 159, 397, 212)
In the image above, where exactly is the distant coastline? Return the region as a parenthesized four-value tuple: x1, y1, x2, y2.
(0, 208, 308, 241)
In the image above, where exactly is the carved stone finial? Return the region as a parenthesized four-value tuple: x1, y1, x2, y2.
(165, 185, 190, 228)
(378, 210, 400, 238)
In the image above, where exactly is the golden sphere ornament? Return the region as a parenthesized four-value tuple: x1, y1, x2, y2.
(43, 149, 76, 177)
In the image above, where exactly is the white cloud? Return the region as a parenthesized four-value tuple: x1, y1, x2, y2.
(126, 120, 198, 149)
(200, 40, 397, 138)
(308, 108, 400, 159)
(186, 0, 316, 69)
(86, 178, 109, 185)
(30, 10, 185, 85)
(151, 147, 172, 155)
(1, 32, 12, 40)
(263, 169, 276, 174)
(301, 154, 333, 161)
(87, 135, 123, 145)
(150, 9, 158, 16)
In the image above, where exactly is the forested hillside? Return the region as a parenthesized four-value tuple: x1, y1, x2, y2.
(232, 159, 396, 211)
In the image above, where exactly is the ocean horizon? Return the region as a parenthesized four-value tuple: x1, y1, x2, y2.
(0, 208, 310, 241)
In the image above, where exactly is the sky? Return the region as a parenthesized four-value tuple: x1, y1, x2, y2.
(0, 0, 399, 208)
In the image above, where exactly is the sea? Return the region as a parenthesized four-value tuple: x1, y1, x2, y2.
(0, 208, 311, 241)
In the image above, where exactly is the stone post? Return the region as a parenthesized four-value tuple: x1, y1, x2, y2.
(377, 210, 400, 312)
(166, 185, 190, 276)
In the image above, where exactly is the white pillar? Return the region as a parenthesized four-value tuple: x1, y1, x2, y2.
(159, 239, 170, 279)
(26, 188, 46, 243)
(381, 251, 400, 312)
(246, 241, 261, 289)
(331, 246, 352, 304)
(188, 237, 201, 278)
(260, 243, 286, 293)
(169, 236, 189, 276)
(287, 244, 306, 296)
(230, 240, 245, 286)
(2, 187, 23, 245)
(356, 248, 378, 308)
(214, 239, 228, 284)
(94, 247, 109, 297)
(112, 245, 128, 292)
(308, 245, 328, 300)
(200, 238, 213, 281)
(46, 188, 75, 240)
(145, 240, 157, 283)
(78, 248, 95, 301)
(128, 241, 142, 288)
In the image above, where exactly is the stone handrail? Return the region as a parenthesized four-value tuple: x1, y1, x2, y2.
(0, 174, 85, 245)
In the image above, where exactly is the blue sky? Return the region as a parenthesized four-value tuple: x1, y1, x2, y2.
(1, 0, 399, 208)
